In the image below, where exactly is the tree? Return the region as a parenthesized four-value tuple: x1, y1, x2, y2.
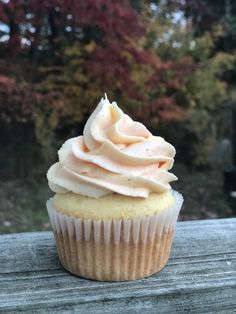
(1, 0, 234, 169)
(0, 0, 191, 131)
(140, 1, 236, 166)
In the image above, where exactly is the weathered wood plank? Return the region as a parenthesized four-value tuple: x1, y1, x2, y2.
(0, 218, 236, 313)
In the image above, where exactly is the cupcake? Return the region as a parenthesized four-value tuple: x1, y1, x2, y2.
(46, 94, 183, 281)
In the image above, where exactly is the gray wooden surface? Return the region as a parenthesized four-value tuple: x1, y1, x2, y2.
(0, 218, 236, 313)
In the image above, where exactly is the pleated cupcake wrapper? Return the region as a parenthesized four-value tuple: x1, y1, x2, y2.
(47, 191, 183, 245)
(47, 191, 183, 280)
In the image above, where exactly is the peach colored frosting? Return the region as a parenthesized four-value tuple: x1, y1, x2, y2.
(47, 95, 177, 198)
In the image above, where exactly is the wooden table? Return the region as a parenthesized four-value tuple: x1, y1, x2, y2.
(1, 218, 235, 313)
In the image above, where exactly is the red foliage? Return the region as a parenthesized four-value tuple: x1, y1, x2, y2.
(150, 97, 184, 121)
(0, 0, 195, 124)
(0, 0, 144, 52)
(0, 75, 62, 123)
(149, 57, 194, 89)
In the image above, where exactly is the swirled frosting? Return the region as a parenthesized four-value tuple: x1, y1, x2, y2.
(47, 95, 177, 198)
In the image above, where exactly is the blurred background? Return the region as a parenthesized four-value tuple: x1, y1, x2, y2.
(0, 0, 235, 234)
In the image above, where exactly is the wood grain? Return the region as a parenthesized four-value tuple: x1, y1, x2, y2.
(0, 218, 235, 313)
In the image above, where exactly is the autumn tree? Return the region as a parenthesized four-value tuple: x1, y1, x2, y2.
(0, 0, 195, 167)
(0, 0, 235, 173)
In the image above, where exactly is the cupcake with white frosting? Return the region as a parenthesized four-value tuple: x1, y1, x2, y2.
(46, 94, 183, 281)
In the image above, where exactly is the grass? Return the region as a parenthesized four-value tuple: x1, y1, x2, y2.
(173, 164, 233, 221)
(0, 179, 52, 234)
(0, 163, 234, 234)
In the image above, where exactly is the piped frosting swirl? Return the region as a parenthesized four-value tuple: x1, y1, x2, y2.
(47, 95, 177, 198)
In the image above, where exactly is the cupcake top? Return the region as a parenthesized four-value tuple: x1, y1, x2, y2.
(52, 191, 175, 220)
(47, 95, 177, 198)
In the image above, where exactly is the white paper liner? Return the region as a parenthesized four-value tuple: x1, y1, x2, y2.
(47, 191, 183, 245)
